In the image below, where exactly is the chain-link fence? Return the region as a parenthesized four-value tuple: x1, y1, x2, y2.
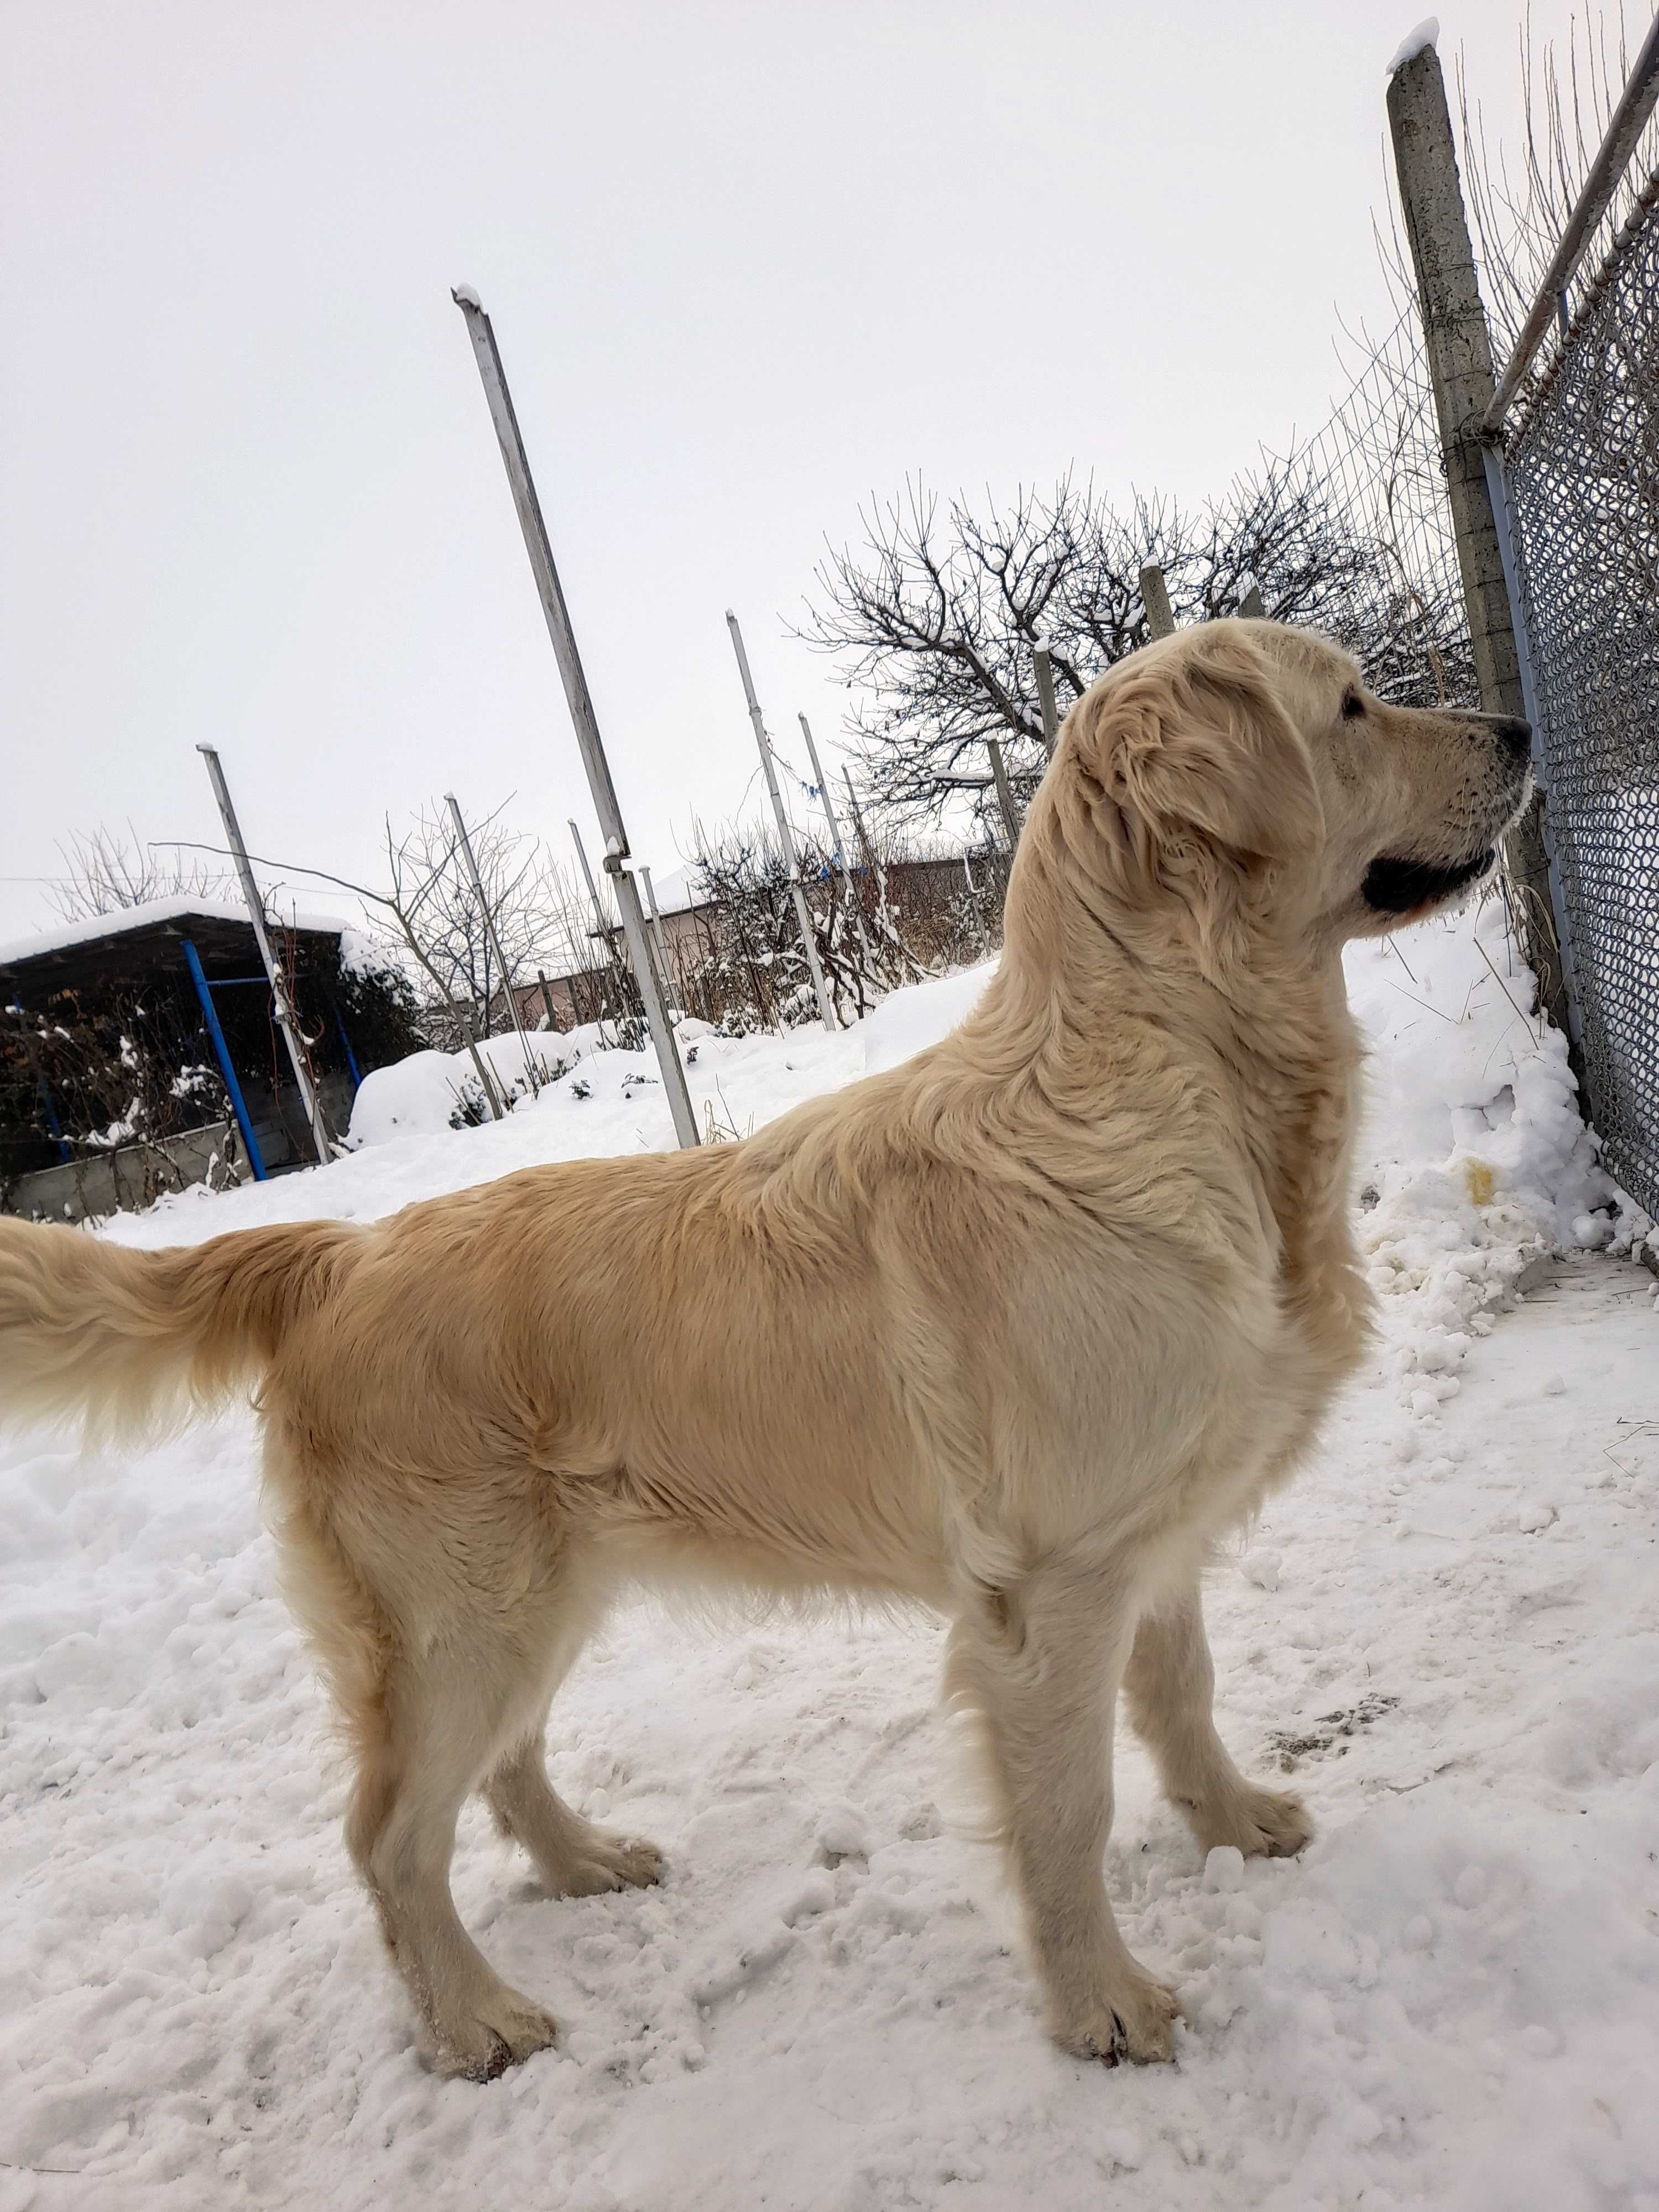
(1503, 184, 1659, 1218)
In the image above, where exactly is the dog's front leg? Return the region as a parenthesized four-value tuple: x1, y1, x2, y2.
(947, 1547, 1178, 2064)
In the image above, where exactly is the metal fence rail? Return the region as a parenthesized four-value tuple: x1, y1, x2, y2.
(1503, 188, 1659, 1218)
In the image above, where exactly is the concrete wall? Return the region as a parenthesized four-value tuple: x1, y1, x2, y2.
(3, 1072, 357, 1223)
(4, 1118, 253, 1224)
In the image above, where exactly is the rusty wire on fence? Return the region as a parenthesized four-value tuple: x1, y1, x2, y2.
(1265, 312, 1476, 711)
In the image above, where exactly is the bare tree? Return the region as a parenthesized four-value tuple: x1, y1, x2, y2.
(49, 825, 233, 924)
(796, 469, 1382, 828)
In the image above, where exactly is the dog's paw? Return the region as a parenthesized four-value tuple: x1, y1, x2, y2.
(555, 1830, 664, 1897)
(1173, 1775, 1313, 1859)
(1188, 1782, 1312, 1860)
(435, 1987, 559, 2081)
(1053, 1970, 1181, 2067)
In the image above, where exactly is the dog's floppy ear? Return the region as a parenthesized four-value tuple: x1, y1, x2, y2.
(1072, 624, 1323, 883)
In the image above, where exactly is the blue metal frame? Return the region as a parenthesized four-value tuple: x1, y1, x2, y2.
(333, 1008, 362, 1093)
(8, 996, 72, 1163)
(181, 938, 268, 1182)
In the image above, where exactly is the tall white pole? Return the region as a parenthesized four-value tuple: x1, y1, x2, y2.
(725, 612, 837, 1034)
(445, 792, 539, 1099)
(452, 288, 698, 1148)
(196, 744, 333, 1166)
(797, 713, 875, 973)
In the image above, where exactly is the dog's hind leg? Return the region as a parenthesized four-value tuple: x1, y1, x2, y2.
(272, 1461, 565, 2079)
(1122, 1576, 1311, 1859)
(348, 1637, 563, 2080)
(480, 1593, 668, 1902)
(473, 1554, 663, 1897)
(946, 1544, 1180, 2065)
(485, 1719, 664, 1897)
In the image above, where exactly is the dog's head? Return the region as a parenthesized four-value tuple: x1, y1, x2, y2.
(1051, 619, 1531, 958)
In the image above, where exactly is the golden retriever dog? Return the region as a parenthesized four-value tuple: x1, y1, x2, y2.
(0, 621, 1532, 2080)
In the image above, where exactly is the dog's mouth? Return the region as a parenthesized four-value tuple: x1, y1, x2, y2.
(1361, 848, 1495, 918)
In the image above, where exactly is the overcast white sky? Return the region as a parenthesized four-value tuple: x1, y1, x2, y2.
(0, 2, 1579, 943)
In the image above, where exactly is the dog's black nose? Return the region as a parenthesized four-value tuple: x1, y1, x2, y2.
(1459, 709, 1532, 757)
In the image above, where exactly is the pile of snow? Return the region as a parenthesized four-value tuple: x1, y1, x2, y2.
(346, 1020, 721, 1147)
(2, 895, 1656, 2210)
(346, 1047, 488, 1144)
(1344, 901, 1625, 1425)
(1386, 15, 1439, 75)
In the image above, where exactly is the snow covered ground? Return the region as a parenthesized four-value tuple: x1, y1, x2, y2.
(2, 899, 1656, 2212)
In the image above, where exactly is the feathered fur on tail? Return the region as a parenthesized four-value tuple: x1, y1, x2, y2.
(0, 1216, 361, 1441)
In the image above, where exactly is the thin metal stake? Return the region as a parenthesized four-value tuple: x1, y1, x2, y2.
(569, 818, 623, 1032)
(840, 766, 916, 980)
(725, 611, 837, 1032)
(196, 744, 333, 1165)
(798, 713, 877, 973)
(445, 791, 539, 1099)
(452, 287, 698, 1147)
(569, 819, 612, 948)
(639, 864, 676, 1009)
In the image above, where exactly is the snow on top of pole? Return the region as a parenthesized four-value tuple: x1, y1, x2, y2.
(1386, 17, 1439, 74)
(451, 283, 483, 311)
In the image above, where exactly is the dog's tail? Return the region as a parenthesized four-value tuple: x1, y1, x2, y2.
(0, 1215, 361, 1442)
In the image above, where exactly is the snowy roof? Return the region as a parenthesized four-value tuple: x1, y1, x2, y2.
(0, 895, 351, 974)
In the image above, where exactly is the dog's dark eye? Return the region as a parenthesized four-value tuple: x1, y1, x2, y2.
(1340, 690, 1365, 721)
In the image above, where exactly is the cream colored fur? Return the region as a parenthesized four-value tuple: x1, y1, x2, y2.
(0, 623, 1531, 2079)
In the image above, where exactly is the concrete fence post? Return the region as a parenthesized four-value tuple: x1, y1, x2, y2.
(1386, 43, 1570, 1039)
(1139, 565, 1176, 640)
